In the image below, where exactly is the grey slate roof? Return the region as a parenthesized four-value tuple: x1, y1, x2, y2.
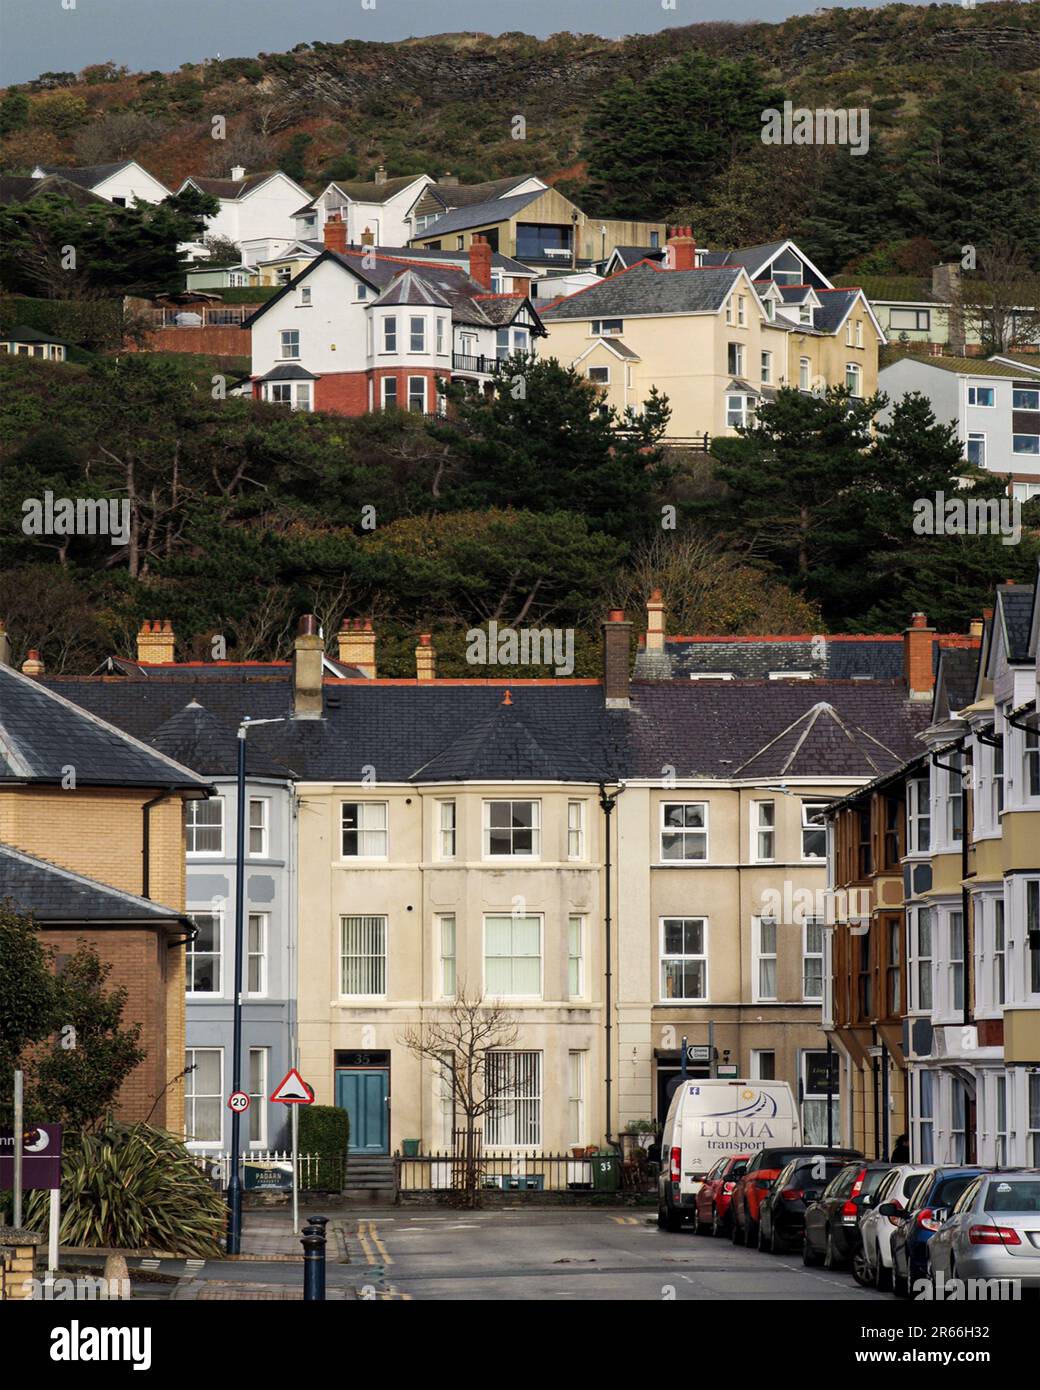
(608, 247, 663, 270)
(424, 176, 541, 211)
(35, 161, 137, 189)
(541, 264, 741, 321)
(0, 174, 108, 207)
(257, 363, 319, 382)
(372, 269, 452, 309)
(812, 289, 859, 335)
(184, 173, 283, 200)
(997, 585, 1035, 662)
(637, 636, 909, 682)
(416, 190, 544, 239)
(932, 646, 981, 720)
(0, 664, 212, 790)
(325, 174, 429, 205)
(0, 843, 189, 924)
(1, 325, 74, 347)
(700, 241, 789, 274)
(146, 701, 294, 778)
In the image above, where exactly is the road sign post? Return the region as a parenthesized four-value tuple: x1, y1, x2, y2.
(270, 1068, 313, 1236)
(13, 1070, 23, 1227)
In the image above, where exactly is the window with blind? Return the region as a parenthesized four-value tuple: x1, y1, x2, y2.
(185, 1048, 222, 1145)
(248, 1047, 267, 1146)
(568, 1050, 586, 1146)
(755, 917, 778, 1002)
(247, 913, 267, 996)
(485, 1050, 542, 1147)
(340, 916, 387, 996)
(803, 918, 824, 1001)
(568, 916, 585, 997)
(484, 915, 542, 997)
(186, 797, 223, 855)
(438, 915, 456, 998)
(248, 798, 269, 857)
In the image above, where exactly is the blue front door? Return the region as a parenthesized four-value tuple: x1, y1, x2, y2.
(335, 1069, 390, 1153)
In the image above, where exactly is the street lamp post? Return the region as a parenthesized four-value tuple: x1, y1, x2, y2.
(226, 715, 284, 1255)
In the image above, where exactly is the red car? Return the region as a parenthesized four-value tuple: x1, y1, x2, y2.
(730, 1145, 864, 1247)
(694, 1155, 750, 1237)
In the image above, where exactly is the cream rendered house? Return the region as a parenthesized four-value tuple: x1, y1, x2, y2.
(541, 230, 883, 441)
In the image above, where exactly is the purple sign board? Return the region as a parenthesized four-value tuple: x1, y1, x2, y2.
(0, 1124, 63, 1190)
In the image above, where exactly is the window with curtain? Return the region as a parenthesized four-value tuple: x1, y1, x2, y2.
(341, 801, 388, 857)
(439, 915, 456, 998)
(246, 913, 267, 996)
(340, 915, 387, 996)
(185, 1048, 222, 1145)
(757, 917, 777, 1001)
(484, 915, 542, 996)
(568, 1051, 586, 1147)
(568, 916, 584, 997)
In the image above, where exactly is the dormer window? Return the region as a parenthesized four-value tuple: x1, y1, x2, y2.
(764, 300, 775, 320)
(592, 319, 623, 336)
(799, 305, 812, 325)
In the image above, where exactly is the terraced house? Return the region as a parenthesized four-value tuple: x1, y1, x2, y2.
(540, 231, 883, 442)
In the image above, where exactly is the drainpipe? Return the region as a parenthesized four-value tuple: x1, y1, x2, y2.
(598, 781, 625, 1146)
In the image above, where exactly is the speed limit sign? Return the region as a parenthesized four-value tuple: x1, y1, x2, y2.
(228, 1091, 250, 1113)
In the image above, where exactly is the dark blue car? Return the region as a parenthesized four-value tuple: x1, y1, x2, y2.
(888, 1166, 988, 1297)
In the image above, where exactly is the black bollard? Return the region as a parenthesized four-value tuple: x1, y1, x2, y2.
(302, 1226, 326, 1301)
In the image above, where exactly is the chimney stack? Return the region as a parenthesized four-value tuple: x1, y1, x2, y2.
(293, 614, 324, 718)
(440, 171, 459, 187)
(646, 589, 666, 652)
(0, 620, 10, 667)
(230, 165, 246, 181)
(969, 617, 984, 639)
(602, 610, 632, 709)
(324, 212, 348, 255)
(374, 164, 388, 186)
(338, 618, 377, 678)
(21, 649, 45, 677)
(415, 632, 436, 682)
(665, 226, 697, 273)
(903, 611, 936, 702)
(932, 263, 964, 354)
(360, 225, 375, 247)
(137, 619, 175, 665)
(468, 235, 493, 291)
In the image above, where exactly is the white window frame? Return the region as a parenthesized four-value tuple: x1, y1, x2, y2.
(299, 287, 311, 307)
(568, 1050, 586, 1146)
(248, 1047, 268, 1148)
(801, 800, 828, 860)
(750, 1049, 776, 1081)
(906, 778, 931, 854)
(845, 362, 861, 396)
(187, 910, 223, 996)
(248, 797, 269, 858)
(486, 1050, 542, 1148)
(966, 432, 986, 468)
(483, 913, 543, 999)
(407, 375, 426, 413)
(753, 915, 778, 1003)
(380, 376, 398, 410)
(483, 799, 541, 859)
(279, 329, 300, 360)
(855, 318, 863, 348)
(437, 799, 457, 859)
(186, 796, 224, 856)
(913, 1069, 934, 1164)
(185, 1047, 223, 1149)
(737, 294, 746, 326)
(246, 911, 268, 998)
(340, 915, 388, 998)
(436, 317, 446, 356)
(340, 800, 388, 860)
(760, 350, 772, 384)
(659, 916, 709, 1002)
(799, 356, 811, 391)
(967, 385, 995, 407)
(803, 917, 825, 1001)
(908, 906, 933, 1014)
(382, 315, 397, 353)
(438, 914, 456, 999)
(1013, 434, 1040, 456)
(751, 799, 776, 862)
(568, 915, 585, 999)
(567, 800, 586, 860)
(727, 342, 745, 377)
(659, 801, 708, 862)
(588, 365, 611, 384)
(409, 315, 426, 353)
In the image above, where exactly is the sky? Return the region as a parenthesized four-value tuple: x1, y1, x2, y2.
(2, 0, 944, 88)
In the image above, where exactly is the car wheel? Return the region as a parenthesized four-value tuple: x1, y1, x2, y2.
(757, 1219, 768, 1251)
(892, 1253, 909, 1298)
(711, 1205, 724, 1239)
(731, 1207, 745, 1245)
(769, 1223, 786, 1255)
(802, 1233, 823, 1267)
(874, 1243, 892, 1293)
(852, 1242, 873, 1287)
(661, 1202, 683, 1233)
(693, 1209, 708, 1236)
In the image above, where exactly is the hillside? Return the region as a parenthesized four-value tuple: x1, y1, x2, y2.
(2, 4, 1038, 204)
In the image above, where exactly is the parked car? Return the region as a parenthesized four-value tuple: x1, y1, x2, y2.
(694, 1155, 750, 1236)
(658, 1079, 799, 1232)
(730, 1145, 863, 1248)
(803, 1161, 895, 1269)
(888, 1166, 988, 1296)
(925, 1169, 1040, 1294)
(853, 1164, 931, 1289)
(758, 1153, 861, 1254)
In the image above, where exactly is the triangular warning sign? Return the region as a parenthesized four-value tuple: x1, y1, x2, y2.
(270, 1068, 313, 1104)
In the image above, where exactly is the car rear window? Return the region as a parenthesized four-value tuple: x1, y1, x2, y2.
(901, 1173, 926, 1201)
(985, 1179, 1040, 1212)
(934, 1176, 978, 1207)
(862, 1168, 895, 1195)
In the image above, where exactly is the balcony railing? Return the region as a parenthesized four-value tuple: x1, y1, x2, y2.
(451, 352, 503, 375)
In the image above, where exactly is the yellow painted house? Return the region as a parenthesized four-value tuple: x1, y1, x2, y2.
(541, 231, 884, 441)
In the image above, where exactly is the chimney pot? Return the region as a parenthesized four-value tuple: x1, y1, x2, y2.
(666, 226, 696, 273)
(337, 616, 377, 678)
(22, 648, 45, 677)
(375, 164, 388, 186)
(969, 618, 984, 639)
(231, 165, 245, 181)
(602, 612, 632, 708)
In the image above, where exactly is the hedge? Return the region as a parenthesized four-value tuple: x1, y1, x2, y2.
(0, 295, 123, 350)
(299, 1104, 350, 1191)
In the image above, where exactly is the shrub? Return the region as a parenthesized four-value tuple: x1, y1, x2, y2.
(298, 1104, 349, 1191)
(21, 1122, 226, 1255)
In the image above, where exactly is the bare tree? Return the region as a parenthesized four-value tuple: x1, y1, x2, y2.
(399, 987, 519, 1208)
(73, 111, 164, 165)
(954, 239, 1040, 355)
(204, 127, 274, 176)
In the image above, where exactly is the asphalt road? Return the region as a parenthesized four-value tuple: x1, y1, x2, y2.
(345, 1207, 894, 1301)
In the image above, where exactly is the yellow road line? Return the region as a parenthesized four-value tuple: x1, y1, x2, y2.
(356, 1220, 378, 1266)
(368, 1220, 394, 1266)
(610, 1215, 640, 1225)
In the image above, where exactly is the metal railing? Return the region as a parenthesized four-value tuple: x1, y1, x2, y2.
(396, 1148, 656, 1195)
(451, 352, 504, 375)
(143, 306, 256, 329)
(191, 1149, 343, 1191)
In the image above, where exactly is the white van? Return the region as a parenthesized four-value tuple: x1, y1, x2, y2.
(657, 1079, 801, 1231)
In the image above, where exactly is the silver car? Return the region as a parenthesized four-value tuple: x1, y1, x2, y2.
(853, 1164, 931, 1290)
(926, 1170, 1040, 1293)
